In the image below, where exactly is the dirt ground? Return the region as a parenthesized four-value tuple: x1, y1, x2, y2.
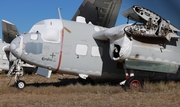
(0, 73, 180, 107)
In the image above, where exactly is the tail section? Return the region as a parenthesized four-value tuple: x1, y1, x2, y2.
(2, 20, 19, 43)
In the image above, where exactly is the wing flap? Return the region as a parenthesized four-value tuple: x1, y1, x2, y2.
(2, 20, 19, 43)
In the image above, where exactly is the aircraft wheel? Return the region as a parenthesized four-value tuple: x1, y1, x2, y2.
(16, 80, 26, 89)
(125, 76, 143, 90)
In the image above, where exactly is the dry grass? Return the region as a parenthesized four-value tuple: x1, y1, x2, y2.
(0, 73, 180, 107)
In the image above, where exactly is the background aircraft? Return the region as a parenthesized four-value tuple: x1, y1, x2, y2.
(7, 0, 180, 90)
(0, 39, 9, 72)
(0, 20, 20, 72)
(0, 20, 36, 75)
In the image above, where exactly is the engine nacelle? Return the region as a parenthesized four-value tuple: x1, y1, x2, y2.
(109, 35, 132, 62)
(93, 24, 133, 62)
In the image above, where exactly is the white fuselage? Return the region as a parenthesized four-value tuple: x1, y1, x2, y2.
(10, 19, 180, 80)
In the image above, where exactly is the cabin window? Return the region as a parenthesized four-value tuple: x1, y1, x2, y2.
(3, 54, 7, 60)
(91, 46, 103, 57)
(31, 33, 38, 40)
(75, 44, 88, 56)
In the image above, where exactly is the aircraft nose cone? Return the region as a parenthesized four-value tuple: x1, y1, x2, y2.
(10, 36, 23, 58)
(10, 43, 16, 50)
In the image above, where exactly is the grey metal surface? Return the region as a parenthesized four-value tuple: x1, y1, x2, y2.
(72, 0, 122, 28)
(2, 20, 19, 43)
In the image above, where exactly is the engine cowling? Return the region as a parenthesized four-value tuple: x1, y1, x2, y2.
(93, 24, 133, 62)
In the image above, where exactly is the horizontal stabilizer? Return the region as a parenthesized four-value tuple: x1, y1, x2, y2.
(2, 20, 19, 43)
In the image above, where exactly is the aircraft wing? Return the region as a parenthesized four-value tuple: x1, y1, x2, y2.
(72, 0, 122, 28)
(121, 5, 180, 41)
(122, 5, 180, 32)
(2, 20, 19, 43)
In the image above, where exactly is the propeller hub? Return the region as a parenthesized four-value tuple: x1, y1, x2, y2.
(10, 36, 23, 58)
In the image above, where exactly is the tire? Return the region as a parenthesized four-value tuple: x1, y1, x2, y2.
(16, 80, 26, 89)
(125, 76, 143, 89)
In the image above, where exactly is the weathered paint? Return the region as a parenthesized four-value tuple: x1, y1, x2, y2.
(25, 42, 43, 54)
(125, 59, 179, 74)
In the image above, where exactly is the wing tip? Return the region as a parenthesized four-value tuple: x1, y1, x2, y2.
(2, 19, 15, 25)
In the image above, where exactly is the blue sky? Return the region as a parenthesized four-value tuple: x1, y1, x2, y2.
(0, 0, 180, 38)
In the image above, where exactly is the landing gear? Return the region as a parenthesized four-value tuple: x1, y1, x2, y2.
(16, 80, 26, 89)
(7, 59, 26, 89)
(125, 76, 143, 89)
(14, 71, 26, 89)
(78, 74, 94, 85)
(119, 66, 143, 90)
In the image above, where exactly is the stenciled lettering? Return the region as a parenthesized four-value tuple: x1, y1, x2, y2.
(42, 57, 56, 62)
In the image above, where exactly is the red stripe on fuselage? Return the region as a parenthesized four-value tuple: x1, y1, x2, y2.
(55, 28, 64, 72)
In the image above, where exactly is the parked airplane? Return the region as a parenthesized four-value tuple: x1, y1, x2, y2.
(0, 39, 10, 72)
(1, 20, 36, 74)
(8, 0, 180, 89)
(0, 20, 20, 73)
